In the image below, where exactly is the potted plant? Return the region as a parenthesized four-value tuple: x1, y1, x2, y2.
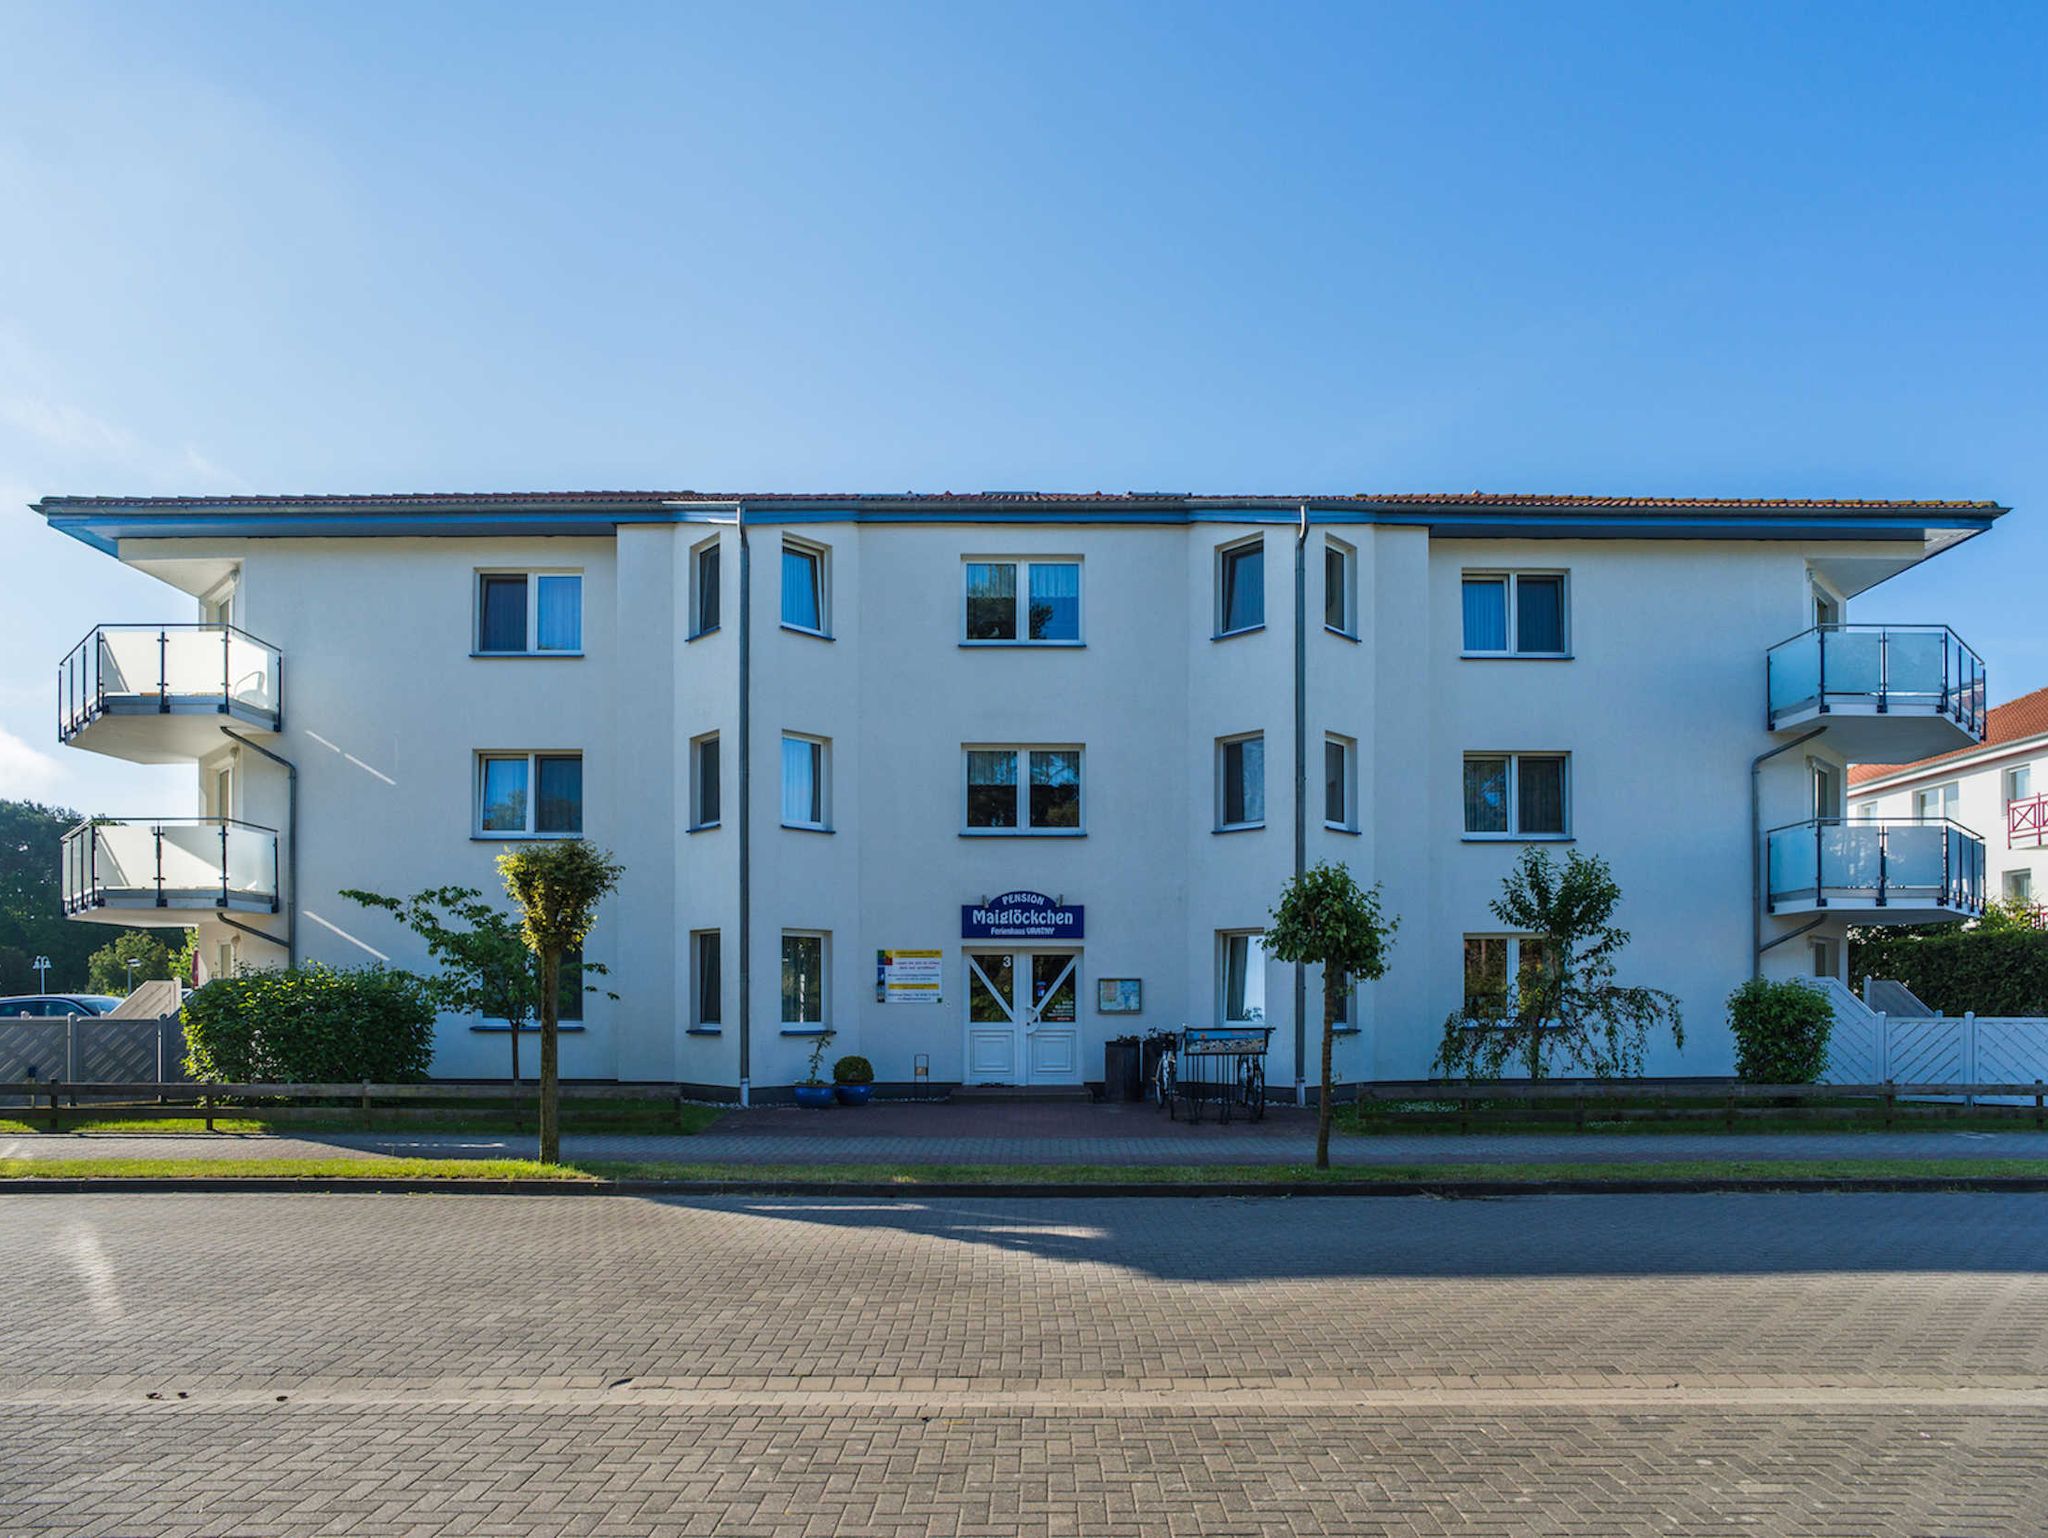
(833, 1054, 875, 1106)
(793, 1028, 837, 1108)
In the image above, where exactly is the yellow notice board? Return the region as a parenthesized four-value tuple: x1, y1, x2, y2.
(876, 949, 944, 1004)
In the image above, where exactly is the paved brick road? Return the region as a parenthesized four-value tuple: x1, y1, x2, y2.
(3, 1191, 2046, 1534)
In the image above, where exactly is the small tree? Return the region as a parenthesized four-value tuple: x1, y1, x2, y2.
(497, 841, 624, 1164)
(1264, 861, 1398, 1169)
(87, 930, 180, 994)
(1435, 847, 1682, 1080)
(1726, 977, 1833, 1083)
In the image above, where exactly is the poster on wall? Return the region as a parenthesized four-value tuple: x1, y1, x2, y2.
(876, 949, 944, 1004)
(1097, 978, 1142, 1014)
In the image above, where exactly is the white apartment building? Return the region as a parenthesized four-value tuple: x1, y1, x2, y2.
(38, 491, 2004, 1098)
(1849, 685, 2048, 922)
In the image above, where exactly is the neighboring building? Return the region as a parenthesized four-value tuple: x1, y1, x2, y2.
(1849, 685, 2048, 924)
(37, 491, 2003, 1096)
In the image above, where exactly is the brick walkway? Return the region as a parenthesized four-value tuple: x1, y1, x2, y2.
(7, 1100, 2048, 1166)
(3, 1191, 2046, 1534)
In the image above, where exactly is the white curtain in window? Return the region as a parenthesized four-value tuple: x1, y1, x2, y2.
(1240, 736, 1265, 824)
(782, 549, 821, 630)
(535, 575, 581, 651)
(782, 737, 820, 825)
(1224, 934, 1266, 1022)
(1462, 579, 1508, 651)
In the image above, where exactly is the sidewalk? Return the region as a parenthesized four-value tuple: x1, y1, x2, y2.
(8, 1101, 2048, 1167)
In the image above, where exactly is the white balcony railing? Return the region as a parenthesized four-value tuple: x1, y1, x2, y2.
(57, 624, 281, 743)
(61, 818, 280, 918)
(1766, 624, 1985, 738)
(1766, 816, 1985, 918)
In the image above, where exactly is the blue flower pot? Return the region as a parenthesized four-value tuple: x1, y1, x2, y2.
(834, 1084, 873, 1106)
(792, 1084, 835, 1108)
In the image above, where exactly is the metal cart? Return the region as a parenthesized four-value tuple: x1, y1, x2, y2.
(1155, 1025, 1272, 1123)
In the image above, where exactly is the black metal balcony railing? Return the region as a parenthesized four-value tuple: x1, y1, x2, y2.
(1766, 815, 1986, 915)
(60, 817, 281, 916)
(1765, 624, 1986, 738)
(57, 624, 282, 742)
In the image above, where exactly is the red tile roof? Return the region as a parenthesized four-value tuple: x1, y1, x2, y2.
(1849, 685, 2048, 788)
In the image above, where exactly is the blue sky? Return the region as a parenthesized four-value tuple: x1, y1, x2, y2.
(2, 1, 2043, 813)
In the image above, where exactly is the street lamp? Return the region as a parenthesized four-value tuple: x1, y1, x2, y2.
(125, 957, 143, 992)
(31, 955, 50, 992)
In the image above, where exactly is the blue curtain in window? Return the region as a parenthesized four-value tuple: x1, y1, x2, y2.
(1461, 579, 1507, 651)
(535, 576, 581, 652)
(535, 755, 583, 833)
(478, 576, 527, 653)
(782, 549, 821, 630)
(1221, 546, 1263, 633)
(1515, 576, 1563, 654)
(1028, 563, 1080, 641)
(480, 757, 528, 831)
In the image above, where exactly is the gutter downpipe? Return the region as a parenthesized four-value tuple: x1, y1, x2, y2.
(1752, 725, 1825, 979)
(220, 725, 296, 967)
(737, 505, 752, 1108)
(1293, 502, 1309, 1106)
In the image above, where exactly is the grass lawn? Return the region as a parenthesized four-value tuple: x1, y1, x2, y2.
(1340, 1099, 2048, 1137)
(0, 1101, 725, 1137)
(0, 1157, 593, 1181)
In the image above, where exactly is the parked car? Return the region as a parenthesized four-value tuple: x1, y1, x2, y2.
(0, 994, 123, 1019)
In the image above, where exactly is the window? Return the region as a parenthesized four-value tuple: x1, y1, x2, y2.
(691, 539, 720, 636)
(964, 747, 1082, 833)
(1218, 734, 1266, 829)
(1324, 733, 1356, 829)
(1220, 932, 1268, 1024)
(1914, 782, 1960, 822)
(477, 752, 583, 836)
(476, 572, 582, 654)
(1463, 753, 1567, 837)
(2008, 765, 2035, 803)
(692, 931, 722, 1028)
(691, 734, 720, 828)
(1812, 760, 1844, 820)
(1324, 538, 1356, 635)
(558, 944, 585, 1022)
(963, 559, 1082, 643)
(1463, 935, 1555, 1021)
(1461, 572, 1567, 656)
(781, 540, 827, 634)
(2006, 870, 2035, 904)
(1216, 538, 1264, 635)
(781, 932, 827, 1027)
(781, 735, 829, 829)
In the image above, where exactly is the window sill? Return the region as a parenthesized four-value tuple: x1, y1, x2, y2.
(1324, 822, 1362, 836)
(685, 625, 721, 643)
(1459, 652, 1573, 662)
(782, 823, 835, 835)
(781, 624, 834, 641)
(958, 640, 1086, 649)
(1213, 823, 1266, 835)
(472, 831, 585, 842)
(686, 1026, 723, 1036)
(960, 828, 1086, 838)
(688, 821, 721, 834)
(469, 651, 585, 660)
(1323, 625, 1361, 644)
(1212, 624, 1266, 641)
(1330, 1025, 1362, 1036)
(1461, 833, 1575, 843)
(469, 1023, 588, 1034)
(780, 1026, 832, 1037)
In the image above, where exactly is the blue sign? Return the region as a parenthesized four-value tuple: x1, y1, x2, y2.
(961, 890, 1084, 940)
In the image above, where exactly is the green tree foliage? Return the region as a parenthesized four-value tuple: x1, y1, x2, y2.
(1435, 847, 1682, 1080)
(182, 964, 436, 1082)
(1850, 925, 2048, 1016)
(87, 930, 187, 994)
(497, 841, 624, 1164)
(0, 798, 163, 992)
(1264, 861, 1398, 1168)
(1726, 977, 1834, 1083)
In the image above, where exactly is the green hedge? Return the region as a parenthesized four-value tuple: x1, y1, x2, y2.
(183, 964, 436, 1083)
(1850, 928, 2048, 1017)
(1726, 978, 1833, 1083)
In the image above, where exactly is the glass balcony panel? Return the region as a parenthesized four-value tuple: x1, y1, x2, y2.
(1766, 624, 1985, 745)
(1823, 629, 1883, 698)
(1880, 822, 1946, 891)
(61, 818, 279, 914)
(1768, 638, 1819, 715)
(1769, 823, 1817, 896)
(157, 823, 227, 895)
(92, 822, 158, 894)
(222, 823, 276, 898)
(96, 627, 166, 703)
(1883, 629, 1946, 709)
(58, 624, 282, 742)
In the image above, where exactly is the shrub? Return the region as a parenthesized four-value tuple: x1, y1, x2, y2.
(1850, 927, 2048, 1017)
(183, 964, 436, 1083)
(833, 1054, 874, 1086)
(1726, 977, 1833, 1083)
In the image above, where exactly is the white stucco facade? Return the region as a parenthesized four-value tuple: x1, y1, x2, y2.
(39, 491, 2005, 1096)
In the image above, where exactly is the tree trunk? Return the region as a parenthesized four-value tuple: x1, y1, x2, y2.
(538, 950, 560, 1165)
(1316, 967, 1341, 1169)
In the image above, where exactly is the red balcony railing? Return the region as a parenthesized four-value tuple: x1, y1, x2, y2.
(2010, 794, 2048, 851)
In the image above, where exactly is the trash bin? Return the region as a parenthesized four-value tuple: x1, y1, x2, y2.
(1103, 1035, 1142, 1103)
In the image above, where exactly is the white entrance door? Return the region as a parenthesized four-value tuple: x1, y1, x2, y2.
(964, 950, 1080, 1084)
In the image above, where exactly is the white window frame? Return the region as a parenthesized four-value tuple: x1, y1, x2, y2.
(780, 733, 831, 831)
(780, 930, 830, 1030)
(474, 751, 584, 838)
(1460, 570, 1569, 659)
(691, 929, 722, 1029)
(1323, 537, 1357, 638)
(1462, 751, 1570, 840)
(780, 537, 830, 637)
(1461, 933, 1555, 1025)
(960, 557, 1084, 646)
(961, 745, 1086, 835)
(689, 732, 720, 830)
(1215, 536, 1266, 638)
(1914, 781, 1960, 822)
(2006, 764, 2035, 804)
(1323, 732, 1357, 831)
(1217, 931, 1269, 1026)
(1216, 732, 1267, 831)
(689, 536, 721, 639)
(474, 569, 584, 656)
(2004, 869, 2034, 903)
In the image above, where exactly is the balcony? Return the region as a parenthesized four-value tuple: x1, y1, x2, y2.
(2011, 794, 2046, 851)
(1765, 624, 1985, 761)
(1766, 816, 1985, 924)
(58, 624, 281, 763)
(61, 818, 280, 925)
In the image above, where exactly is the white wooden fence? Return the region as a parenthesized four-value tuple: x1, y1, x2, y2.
(1809, 975, 2048, 1100)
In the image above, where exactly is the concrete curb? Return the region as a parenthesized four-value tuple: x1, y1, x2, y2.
(5, 1175, 2048, 1198)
